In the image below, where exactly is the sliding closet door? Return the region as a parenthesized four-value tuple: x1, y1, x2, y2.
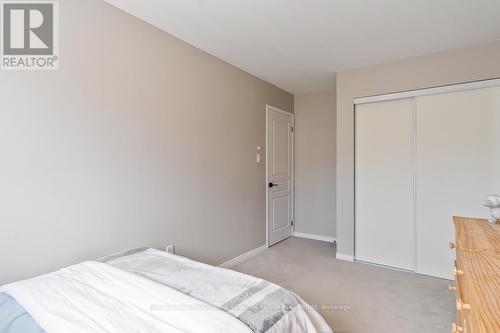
(416, 87, 500, 280)
(355, 98, 415, 270)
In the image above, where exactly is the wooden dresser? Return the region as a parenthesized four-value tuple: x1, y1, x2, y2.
(450, 216, 500, 332)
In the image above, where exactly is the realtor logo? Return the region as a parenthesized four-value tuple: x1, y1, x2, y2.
(1, 1, 58, 70)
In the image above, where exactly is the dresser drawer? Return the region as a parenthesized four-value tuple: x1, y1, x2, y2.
(451, 217, 500, 332)
(455, 249, 500, 332)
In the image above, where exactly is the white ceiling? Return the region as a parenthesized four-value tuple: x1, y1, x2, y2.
(105, 0, 500, 94)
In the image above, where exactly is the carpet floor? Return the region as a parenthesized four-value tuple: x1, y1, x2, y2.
(231, 237, 455, 333)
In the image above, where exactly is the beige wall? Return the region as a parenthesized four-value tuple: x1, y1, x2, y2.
(294, 90, 336, 238)
(336, 41, 500, 258)
(0, 0, 293, 285)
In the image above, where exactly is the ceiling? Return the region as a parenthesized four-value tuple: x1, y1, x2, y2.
(104, 0, 500, 94)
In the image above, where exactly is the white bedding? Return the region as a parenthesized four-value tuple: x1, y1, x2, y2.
(0, 249, 333, 333)
(0, 261, 252, 333)
(104, 249, 333, 333)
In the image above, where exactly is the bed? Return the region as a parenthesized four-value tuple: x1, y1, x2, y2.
(0, 248, 333, 333)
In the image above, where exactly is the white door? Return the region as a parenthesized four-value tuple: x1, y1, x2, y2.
(355, 98, 415, 270)
(266, 105, 294, 246)
(415, 87, 500, 279)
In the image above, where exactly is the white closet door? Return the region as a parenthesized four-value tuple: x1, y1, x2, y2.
(416, 87, 500, 280)
(355, 98, 415, 270)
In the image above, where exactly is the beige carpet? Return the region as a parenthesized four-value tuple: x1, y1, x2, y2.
(231, 237, 455, 333)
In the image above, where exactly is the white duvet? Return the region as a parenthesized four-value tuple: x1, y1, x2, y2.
(0, 261, 253, 333)
(105, 249, 333, 333)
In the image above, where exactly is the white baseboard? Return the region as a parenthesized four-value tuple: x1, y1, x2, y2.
(336, 253, 355, 262)
(293, 232, 336, 243)
(218, 244, 268, 268)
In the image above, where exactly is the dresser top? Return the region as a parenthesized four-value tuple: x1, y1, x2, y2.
(453, 216, 500, 253)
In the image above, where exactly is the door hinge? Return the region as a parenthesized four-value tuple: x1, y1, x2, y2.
(291, 126, 294, 132)
(291, 220, 294, 226)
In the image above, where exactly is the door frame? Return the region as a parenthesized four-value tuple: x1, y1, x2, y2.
(338, 77, 500, 262)
(265, 105, 295, 247)
(352, 79, 500, 275)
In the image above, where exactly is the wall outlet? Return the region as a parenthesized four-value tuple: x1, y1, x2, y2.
(166, 244, 175, 254)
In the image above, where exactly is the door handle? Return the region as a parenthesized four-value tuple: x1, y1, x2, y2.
(268, 182, 278, 188)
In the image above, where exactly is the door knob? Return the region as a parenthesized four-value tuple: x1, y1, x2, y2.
(453, 266, 464, 276)
(456, 299, 471, 311)
(268, 182, 278, 188)
(452, 322, 463, 332)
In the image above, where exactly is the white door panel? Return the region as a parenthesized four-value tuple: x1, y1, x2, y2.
(272, 195, 290, 230)
(272, 118, 291, 177)
(355, 98, 415, 270)
(415, 87, 500, 279)
(267, 106, 293, 246)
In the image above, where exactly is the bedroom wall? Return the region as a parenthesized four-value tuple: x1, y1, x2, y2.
(336, 40, 500, 259)
(294, 90, 336, 239)
(0, 0, 293, 285)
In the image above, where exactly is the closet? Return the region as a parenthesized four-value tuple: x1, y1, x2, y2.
(355, 84, 500, 279)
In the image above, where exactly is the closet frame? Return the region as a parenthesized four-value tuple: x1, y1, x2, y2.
(353, 78, 500, 279)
